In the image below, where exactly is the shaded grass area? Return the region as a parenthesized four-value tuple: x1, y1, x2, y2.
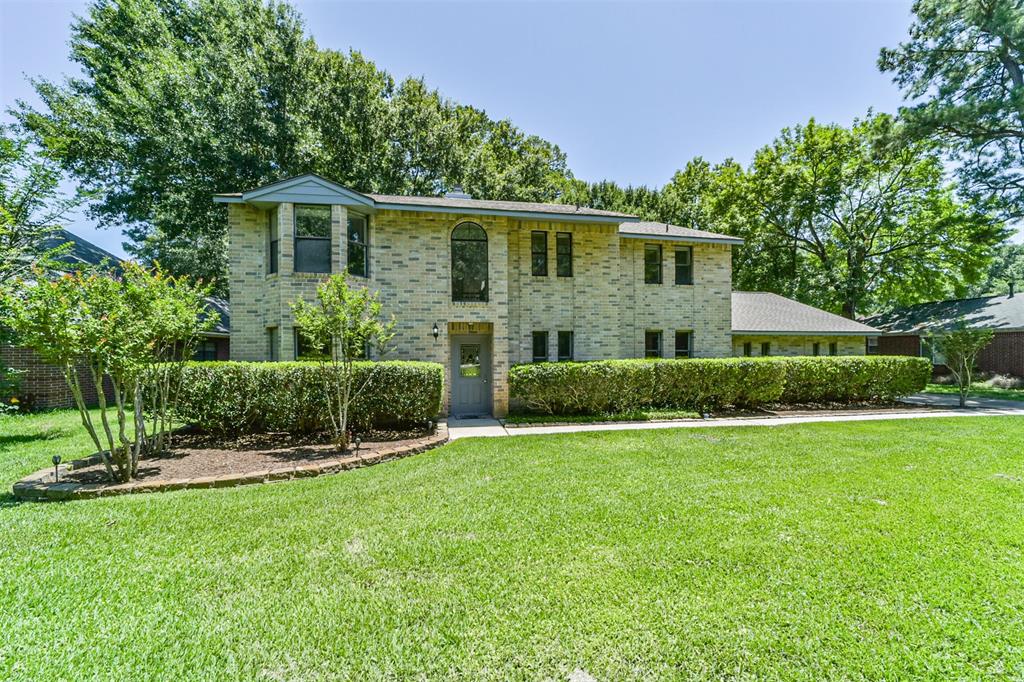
(505, 407, 701, 425)
(2, 410, 1024, 679)
(924, 382, 1024, 402)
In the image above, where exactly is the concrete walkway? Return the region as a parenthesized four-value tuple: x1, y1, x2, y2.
(901, 392, 1024, 411)
(447, 396, 1024, 440)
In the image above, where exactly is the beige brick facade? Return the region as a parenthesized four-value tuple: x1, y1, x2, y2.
(228, 202, 740, 417)
(731, 335, 867, 357)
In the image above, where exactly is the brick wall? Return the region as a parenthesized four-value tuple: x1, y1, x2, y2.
(977, 331, 1024, 377)
(878, 335, 921, 357)
(1, 344, 111, 410)
(730, 335, 867, 357)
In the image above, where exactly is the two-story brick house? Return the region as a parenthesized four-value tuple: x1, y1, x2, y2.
(216, 174, 874, 417)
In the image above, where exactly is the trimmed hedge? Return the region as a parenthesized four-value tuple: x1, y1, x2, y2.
(509, 356, 931, 415)
(777, 356, 933, 404)
(173, 361, 444, 434)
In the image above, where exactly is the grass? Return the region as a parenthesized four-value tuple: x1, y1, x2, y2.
(924, 382, 1024, 402)
(505, 407, 701, 425)
(2, 410, 1024, 679)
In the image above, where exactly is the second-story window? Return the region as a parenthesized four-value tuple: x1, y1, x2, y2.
(348, 215, 369, 277)
(556, 232, 573, 277)
(531, 231, 547, 276)
(294, 204, 331, 273)
(267, 210, 279, 275)
(451, 222, 488, 302)
(644, 244, 662, 284)
(675, 246, 693, 285)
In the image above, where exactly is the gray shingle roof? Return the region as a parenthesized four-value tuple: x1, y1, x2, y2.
(862, 294, 1024, 334)
(618, 221, 743, 245)
(367, 193, 634, 219)
(41, 228, 123, 272)
(202, 296, 230, 336)
(732, 292, 879, 335)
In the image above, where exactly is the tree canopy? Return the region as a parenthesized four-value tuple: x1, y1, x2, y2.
(880, 0, 1024, 219)
(14, 0, 571, 294)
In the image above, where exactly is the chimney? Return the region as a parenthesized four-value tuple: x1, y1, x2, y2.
(444, 186, 473, 200)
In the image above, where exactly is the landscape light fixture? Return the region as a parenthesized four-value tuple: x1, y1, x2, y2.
(52, 455, 62, 482)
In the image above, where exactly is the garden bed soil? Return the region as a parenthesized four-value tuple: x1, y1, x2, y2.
(63, 428, 430, 484)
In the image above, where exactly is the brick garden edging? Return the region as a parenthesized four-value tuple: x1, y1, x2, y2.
(13, 422, 449, 502)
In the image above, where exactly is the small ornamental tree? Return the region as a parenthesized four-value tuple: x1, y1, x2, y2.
(936, 322, 995, 408)
(4, 263, 212, 481)
(291, 275, 394, 447)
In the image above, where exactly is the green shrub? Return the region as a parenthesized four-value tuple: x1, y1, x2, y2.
(174, 361, 444, 434)
(509, 358, 788, 414)
(777, 356, 932, 403)
(510, 356, 930, 415)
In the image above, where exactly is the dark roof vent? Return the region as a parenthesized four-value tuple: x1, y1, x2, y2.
(444, 186, 473, 200)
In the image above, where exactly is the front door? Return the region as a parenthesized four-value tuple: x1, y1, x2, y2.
(450, 334, 492, 417)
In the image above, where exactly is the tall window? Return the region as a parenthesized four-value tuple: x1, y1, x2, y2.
(531, 231, 547, 276)
(829, 342, 838, 356)
(557, 331, 574, 361)
(556, 232, 573, 277)
(295, 329, 330, 361)
(294, 204, 331, 273)
(644, 244, 662, 284)
(267, 327, 278, 362)
(812, 342, 821, 356)
(674, 331, 692, 358)
(645, 330, 662, 358)
(347, 216, 369, 277)
(451, 222, 488, 302)
(532, 331, 548, 362)
(674, 246, 693, 285)
(267, 210, 279, 275)
(743, 341, 752, 357)
(761, 342, 771, 356)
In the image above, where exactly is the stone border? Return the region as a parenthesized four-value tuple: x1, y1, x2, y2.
(13, 422, 449, 502)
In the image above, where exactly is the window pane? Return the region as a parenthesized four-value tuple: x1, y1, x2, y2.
(556, 233, 573, 277)
(295, 237, 330, 273)
(644, 245, 662, 284)
(459, 344, 481, 377)
(532, 331, 548, 362)
(295, 205, 331, 238)
(558, 331, 573, 361)
(269, 239, 279, 274)
(743, 342, 752, 357)
(268, 210, 279, 275)
(531, 231, 547, 276)
(452, 223, 488, 302)
(761, 342, 771, 356)
(829, 342, 838, 356)
(347, 217, 368, 277)
(645, 331, 662, 358)
(813, 342, 820, 356)
(675, 247, 693, 285)
(675, 331, 691, 358)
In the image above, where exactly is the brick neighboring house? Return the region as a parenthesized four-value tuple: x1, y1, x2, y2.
(862, 291, 1024, 378)
(2, 230, 230, 409)
(217, 174, 883, 418)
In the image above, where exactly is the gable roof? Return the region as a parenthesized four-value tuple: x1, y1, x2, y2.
(862, 294, 1024, 335)
(732, 292, 878, 336)
(40, 228, 123, 272)
(202, 296, 230, 336)
(214, 173, 636, 224)
(618, 221, 743, 245)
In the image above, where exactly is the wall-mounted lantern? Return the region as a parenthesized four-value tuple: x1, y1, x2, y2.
(432, 322, 440, 342)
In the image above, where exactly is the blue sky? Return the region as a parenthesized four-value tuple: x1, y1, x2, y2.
(1, 0, 918, 257)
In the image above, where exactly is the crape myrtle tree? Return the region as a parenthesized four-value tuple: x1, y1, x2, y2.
(936, 322, 996, 407)
(880, 0, 1024, 220)
(4, 263, 213, 482)
(291, 275, 395, 448)
(14, 0, 572, 295)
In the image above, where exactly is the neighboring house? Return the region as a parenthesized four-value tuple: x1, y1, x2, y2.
(217, 173, 880, 418)
(2, 230, 228, 409)
(862, 291, 1024, 377)
(731, 292, 878, 357)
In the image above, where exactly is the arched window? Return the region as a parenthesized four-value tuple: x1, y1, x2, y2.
(451, 222, 488, 302)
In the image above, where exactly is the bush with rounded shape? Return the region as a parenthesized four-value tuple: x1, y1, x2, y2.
(174, 361, 443, 434)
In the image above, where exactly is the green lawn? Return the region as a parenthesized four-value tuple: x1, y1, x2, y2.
(2, 410, 1024, 679)
(924, 382, 1024, 402)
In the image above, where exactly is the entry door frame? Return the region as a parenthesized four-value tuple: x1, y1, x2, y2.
(450, 333, 493, 417)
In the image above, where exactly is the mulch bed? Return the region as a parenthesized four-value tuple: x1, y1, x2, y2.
(63, 428, 427, 484)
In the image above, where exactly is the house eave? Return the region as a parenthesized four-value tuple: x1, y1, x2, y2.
(372, 201, 636, 224)
(731, 330, 877, 336)
(619, 232, 743, 245)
